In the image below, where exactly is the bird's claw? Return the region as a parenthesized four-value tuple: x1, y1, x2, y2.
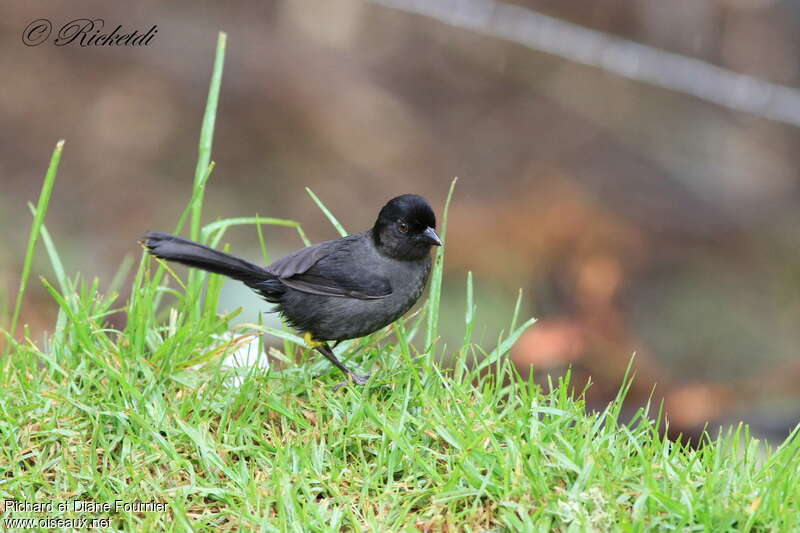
(332, 373, 371, 391)
(350, 373, 370, 386)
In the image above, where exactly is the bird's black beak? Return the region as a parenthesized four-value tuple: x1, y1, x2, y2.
(421, 226, 443, 246)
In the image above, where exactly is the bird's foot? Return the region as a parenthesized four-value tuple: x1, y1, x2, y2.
(332, 372, 371, 391)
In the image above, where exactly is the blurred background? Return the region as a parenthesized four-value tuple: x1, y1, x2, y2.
(2, 0, 800, 442)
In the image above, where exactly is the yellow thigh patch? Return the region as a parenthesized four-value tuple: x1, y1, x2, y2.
(303, 332, 324, 349)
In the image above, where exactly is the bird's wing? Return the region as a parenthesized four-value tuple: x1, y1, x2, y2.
(265, 234, 392, 300)
(265, 241, 331, 279)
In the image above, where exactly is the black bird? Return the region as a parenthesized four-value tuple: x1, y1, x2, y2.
(142, 194, 442, 388)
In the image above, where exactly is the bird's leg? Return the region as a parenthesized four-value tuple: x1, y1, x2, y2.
(314, 342, 370, 389)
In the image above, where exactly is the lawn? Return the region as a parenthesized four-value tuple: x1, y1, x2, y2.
(1, 33, 798, 532)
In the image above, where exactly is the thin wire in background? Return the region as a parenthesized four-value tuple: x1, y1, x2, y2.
(372, 0, 800, 129)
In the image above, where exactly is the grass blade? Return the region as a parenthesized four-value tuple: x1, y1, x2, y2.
(202, 217, 310, 248)
(28, 205, 67, 297)
(425, 177, 458, 352)
(190, 32, 227, 241)
(475, 317, 537, 373)
(255, 214, 270, 263)
(510, 288, 523, 332)
(6, 140, 63, 352)
(173, 161, 215, 237)
(186, 32, 226, 323)
(305, 187, 348, 237)
(463, 270, 475, 347)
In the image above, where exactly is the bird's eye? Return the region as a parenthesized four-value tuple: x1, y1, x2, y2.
(398, 222, 409, 233)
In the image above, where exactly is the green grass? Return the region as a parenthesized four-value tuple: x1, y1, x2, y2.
(2, 32, 800, 532)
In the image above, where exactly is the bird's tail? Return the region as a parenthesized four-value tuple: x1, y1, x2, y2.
(141, 232, 274, 287)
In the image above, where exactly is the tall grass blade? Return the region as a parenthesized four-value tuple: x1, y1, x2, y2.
(6, 140, 64, 355)
(28, 206, 67, 297)
(425, 177, 458, 352)
(255, 214, 270, 263)
(306, 187, 347, 237)
(475, 317, 537, 373)
(190, 32, 226, 241)
(174, 162, 215, 236)
(202, 217, 309, 248)
(510, 288, 523, 332)
(186, 32, 226, 322)
(463, 271, 475, 347)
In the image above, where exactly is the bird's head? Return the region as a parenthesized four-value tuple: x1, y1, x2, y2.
(372, 194, 441, 260)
